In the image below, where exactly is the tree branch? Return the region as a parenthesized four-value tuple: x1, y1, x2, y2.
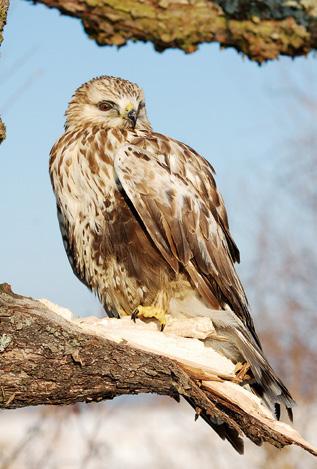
(29, 0, 317, 62)
(0, 283, 316, 456)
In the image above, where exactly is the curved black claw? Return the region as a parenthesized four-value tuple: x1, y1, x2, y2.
(131, 308, 139, 323)
(160, 323, 165, 332)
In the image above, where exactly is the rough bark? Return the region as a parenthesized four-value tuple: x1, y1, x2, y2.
(0, 0, 8, 44)
(0, 283, 317, 456)
(0, 119, 6, 144)
(29, 0, 317, 62)
(0, 0, 9, 143)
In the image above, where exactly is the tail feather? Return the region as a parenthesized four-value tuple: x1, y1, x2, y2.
(206, 308, 295, 418)
(287, 406, 294, 422)
(235, 328, 295, 417)
(201, 414, 245, 455)
(184, 396, 245, 454)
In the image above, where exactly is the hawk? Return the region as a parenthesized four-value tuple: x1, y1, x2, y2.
(50, 75, 294, 451)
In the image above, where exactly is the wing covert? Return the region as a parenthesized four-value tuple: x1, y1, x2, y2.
(114, 135, 260, 345)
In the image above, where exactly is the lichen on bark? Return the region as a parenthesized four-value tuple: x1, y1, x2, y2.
(30, 0, 317, 62)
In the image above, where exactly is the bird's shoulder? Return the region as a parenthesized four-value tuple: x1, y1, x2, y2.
(126, 130, 240, 263)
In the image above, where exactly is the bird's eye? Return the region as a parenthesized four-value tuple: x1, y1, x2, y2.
(138, 101, 145, 111)
(98, 101, 114, 111)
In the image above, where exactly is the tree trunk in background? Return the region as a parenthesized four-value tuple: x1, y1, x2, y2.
(30, 0, 317, 63)
(0, 0, 9, 143)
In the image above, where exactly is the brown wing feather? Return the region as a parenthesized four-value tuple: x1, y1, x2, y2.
(115, 134, 261, 347)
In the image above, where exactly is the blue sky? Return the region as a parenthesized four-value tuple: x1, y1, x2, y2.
(0, 0, 315, 316)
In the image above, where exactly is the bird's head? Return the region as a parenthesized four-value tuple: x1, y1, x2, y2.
(65, 75, 152, 131)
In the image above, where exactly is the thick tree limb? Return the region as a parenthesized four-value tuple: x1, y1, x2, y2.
(0, 0, 9, 143)
(0, 283, 316, 456)
(29, 0, 317, 62)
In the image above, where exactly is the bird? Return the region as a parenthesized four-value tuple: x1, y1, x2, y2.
(49, 75, 295, 452)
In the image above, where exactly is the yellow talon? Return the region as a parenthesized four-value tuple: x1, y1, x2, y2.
(234, 362, 251, 382)
(131, 305, 167, 330)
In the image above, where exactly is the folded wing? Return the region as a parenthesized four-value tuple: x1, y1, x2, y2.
(114, 134, 260, 347)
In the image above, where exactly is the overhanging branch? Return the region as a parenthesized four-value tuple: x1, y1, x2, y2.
(29, 0, 317, 62)
(0, 283, 316, 456)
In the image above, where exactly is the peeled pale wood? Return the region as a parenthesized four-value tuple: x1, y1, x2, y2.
(0, 283, 316, 456)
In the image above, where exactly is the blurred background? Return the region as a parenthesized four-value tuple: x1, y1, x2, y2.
(0, 1, 316, 467)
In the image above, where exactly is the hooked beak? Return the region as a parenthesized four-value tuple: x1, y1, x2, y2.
(127, 109, 137, 129)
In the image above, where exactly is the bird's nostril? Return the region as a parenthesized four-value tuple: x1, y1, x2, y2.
(128, 110, 136, 119)
(127, 110, 137, 127)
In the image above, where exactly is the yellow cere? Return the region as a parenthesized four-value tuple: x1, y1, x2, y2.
(125, 102, 134, 113)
